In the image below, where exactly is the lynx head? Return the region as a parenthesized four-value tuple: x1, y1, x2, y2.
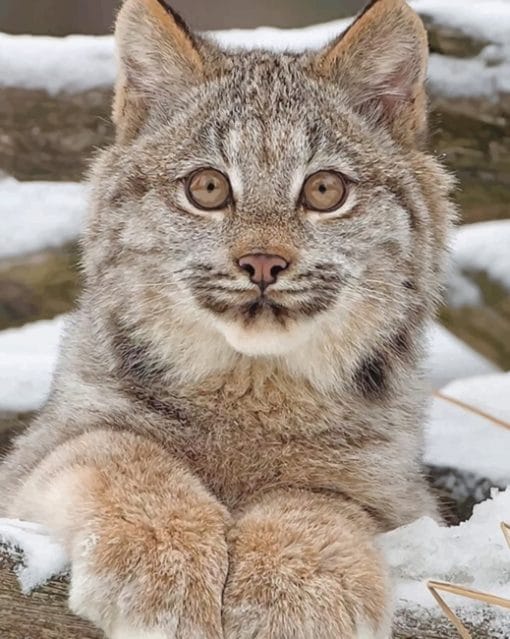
(85, 0, 454, 389)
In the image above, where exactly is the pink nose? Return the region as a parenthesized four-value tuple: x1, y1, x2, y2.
(238, 253, 289, 290)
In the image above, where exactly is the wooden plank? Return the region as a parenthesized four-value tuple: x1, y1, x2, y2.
(0, 543, 101, 639)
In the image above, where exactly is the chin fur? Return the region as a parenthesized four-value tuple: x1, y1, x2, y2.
(214, 317, 315, 357)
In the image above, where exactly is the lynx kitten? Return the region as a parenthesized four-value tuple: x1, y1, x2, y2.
(0, 0, 455, 637)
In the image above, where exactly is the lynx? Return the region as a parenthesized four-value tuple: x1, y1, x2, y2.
(0, 0, 455, 637)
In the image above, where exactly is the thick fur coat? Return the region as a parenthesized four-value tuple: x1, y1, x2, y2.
(0, 0, 455, 637)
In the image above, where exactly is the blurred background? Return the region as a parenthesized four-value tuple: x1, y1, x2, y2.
(0, 0, 364, 33)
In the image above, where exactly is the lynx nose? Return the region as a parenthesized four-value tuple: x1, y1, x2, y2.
(238, 253, 289, 291)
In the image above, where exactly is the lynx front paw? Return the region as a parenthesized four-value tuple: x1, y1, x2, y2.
(68, 551, 177, 638)
(67, 497, 229, 639)
(223, 492, 392, 639)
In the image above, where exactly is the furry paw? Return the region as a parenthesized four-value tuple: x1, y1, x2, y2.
(67, 503, 228, 639)
(68, 535, 180, 638)
(223, 492, 392, 639)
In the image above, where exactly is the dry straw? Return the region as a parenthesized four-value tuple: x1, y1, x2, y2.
(434, 390, 510, 431)
(427, 393, 510, 637)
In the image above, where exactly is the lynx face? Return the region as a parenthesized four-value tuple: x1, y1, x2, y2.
(86, 0, 452, 363)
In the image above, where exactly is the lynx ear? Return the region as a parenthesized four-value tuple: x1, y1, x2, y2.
(312, 0, 429, 146)
(113, 0, 204, 143)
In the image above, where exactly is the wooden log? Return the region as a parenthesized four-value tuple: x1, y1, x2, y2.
(0, 540, 506, 639)
(0, 86, 113, 182)
(0, 542, 101, 639)
(0, 243, 81, 331)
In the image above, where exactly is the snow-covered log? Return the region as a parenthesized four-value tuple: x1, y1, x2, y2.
(1, 1, 509, 220)
(0, 542, 101, 639)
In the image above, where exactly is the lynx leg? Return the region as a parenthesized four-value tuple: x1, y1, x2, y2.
(10, 429, 230, 639)
(222, 490, 392, 639)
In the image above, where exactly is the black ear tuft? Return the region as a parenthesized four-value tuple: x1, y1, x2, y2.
(154, 0, 193, 39)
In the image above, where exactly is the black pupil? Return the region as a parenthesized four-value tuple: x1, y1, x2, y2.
(318, 183, 327, 194)
(207, 181, 216, 192)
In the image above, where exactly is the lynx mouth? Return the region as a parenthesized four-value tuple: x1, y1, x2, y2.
(193, 288, 337, 326)
(194, 291, 292, 325)
(238, 297, 290, 323)
(189, 283, 340, 356)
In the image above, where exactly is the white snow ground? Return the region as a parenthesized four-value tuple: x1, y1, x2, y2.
(381, 488, 510, 621)
(446, 219, 510, 307)
(0, 177, 87, 260)
(0, 316, 66, 413)
(0, 519, 68, 593)
(426, 373, 510, 485)
(1, 0, 510, 98)
(412, 0, 510, 44)
(451, 221, 510, 294)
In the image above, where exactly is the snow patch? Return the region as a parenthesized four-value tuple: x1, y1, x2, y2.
(0, 316, 66, 412)
(428, 50, 510, 99)
(451, 220, 510, 293)
(0, 518, 68, 593)
(0, 33, 115, 95)
(445, 268, 483, 309)
(413, 0, 510, 45)
(425, 324, 498, 388)
(426, 373, 510, 485)
(380, 489, 510, 613)
(0, 177, 87, 260)
(210, 19, 350, 51)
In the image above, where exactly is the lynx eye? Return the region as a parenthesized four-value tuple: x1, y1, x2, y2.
(302, 171, 348, 212)
(185, 168, 231, 211)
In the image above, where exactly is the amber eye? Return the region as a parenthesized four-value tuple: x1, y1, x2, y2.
(302, 171, 348, 212)
(185, 168, 231, 210)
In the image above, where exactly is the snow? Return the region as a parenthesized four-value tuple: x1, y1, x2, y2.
(0, 33, 115, 95)
(1, 0, 509, 99)
(412, 0, 510, 45)
(0, 518, 68, 593)
(451, 220, 510, 293)
(426, 372, 510, 485)
(0, 177, 87, 260)
(425, 324, 498, 388)
(445, 268, 483, 308)
(210, 19, 350, 52)
(0, 316, 66, 413)
(380, 488, 510, 618)
(428, 50, 510, 99)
